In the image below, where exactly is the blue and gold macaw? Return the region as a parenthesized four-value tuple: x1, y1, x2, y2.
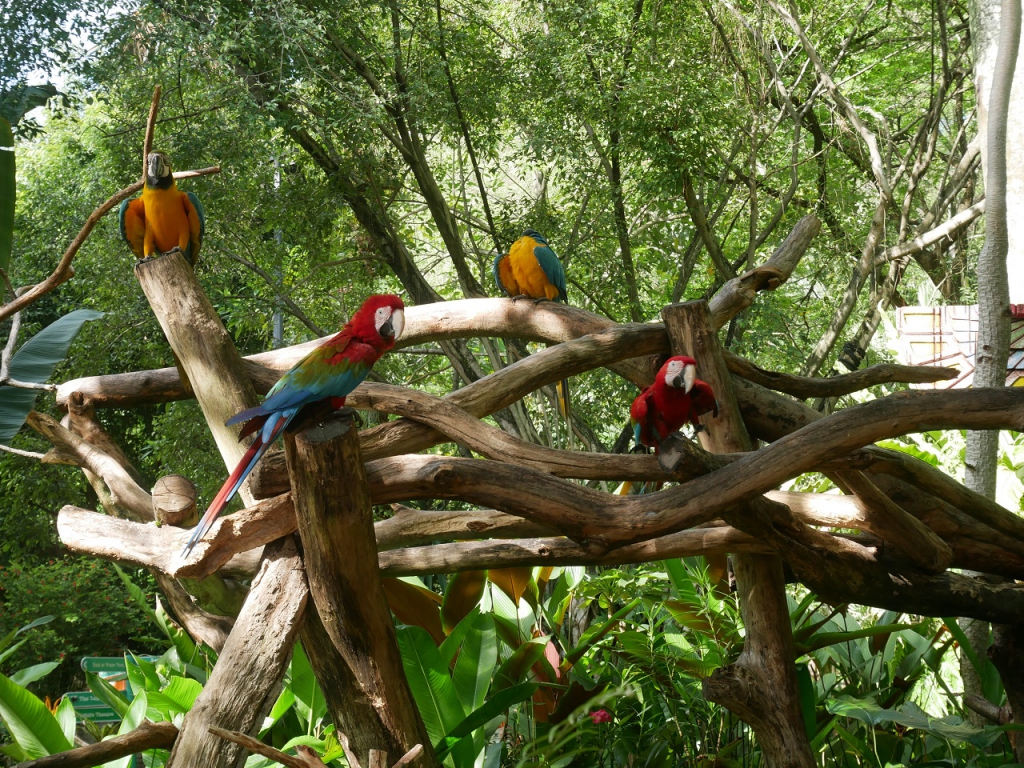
(119, 152, 205, 265)
(493, 229, 568, 304)
(493, 229, 570, 419)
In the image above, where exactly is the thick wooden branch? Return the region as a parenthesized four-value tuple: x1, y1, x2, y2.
(167, 537, 307, 767)
(377, 526, 772, 575)
(835, 470, 952, 572)
(664, 300, 815, 768)
(134, 251, 260, 502)
(367, 388, 1024, 548)
(708, 213, 820, 328)
(252, 323, 669, 497)
(27, 411, 152, 521)
(376, 504, 555, 550)
(284, 413, 436, 767)
(17, 720, 178, 768)
(725, 352, 959, 399)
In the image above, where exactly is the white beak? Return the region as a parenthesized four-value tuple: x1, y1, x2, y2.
(683, 364, 696, 394)
(390, 308, 405, 340)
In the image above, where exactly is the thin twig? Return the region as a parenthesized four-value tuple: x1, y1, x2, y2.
(390, 744, 424, 767)
(208, 727, 325, 768)
(0, 166, 221, 323)
(0, 443, 46, 460)
(143, 85, 162, 179)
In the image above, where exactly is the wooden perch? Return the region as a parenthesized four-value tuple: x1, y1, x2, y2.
(135, 251, 260, 503)
(707, 213, 820, 328)
(664, 300, 815, 767)
(376, 504, 556, 550)
(251, 322, 670, 497)
(284, 413, 436, 766)
(16, 720, 178, 768)
(834, 470, 952, 572)
(724, 351, 959, 398)
(167, 537, 307, 767)
(366, 387, 1024, 548)
(208, 727, 327, 768)
(152, 474, 198, 526)
(377, 526, 772, 575)
(27, 411, 153, 521)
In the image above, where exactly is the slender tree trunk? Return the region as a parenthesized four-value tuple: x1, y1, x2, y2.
(962, 0, 1021, 729)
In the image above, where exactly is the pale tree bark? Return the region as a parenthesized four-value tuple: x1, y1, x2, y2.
(962, 0, 1021, 730)
(972, 0, 1024, 301)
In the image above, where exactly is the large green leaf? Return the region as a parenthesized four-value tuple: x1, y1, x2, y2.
(0, 615, 55, 658)
(0, 116, 13, 275)
(10, 661, 60, 687)
(104, 692, 148, 768)
(289, 643, 326, 733)
(434, 682, 539, 763)
(452, 611, 497, 714)
(54, 695, 76, 747)
(0, 671, 72, 758)
(0, 309, 104, 445)
(85, 672, 130, 719)
(396, 625, 471, 766)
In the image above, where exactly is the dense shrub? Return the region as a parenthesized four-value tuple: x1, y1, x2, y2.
(0, 558, 160, 698)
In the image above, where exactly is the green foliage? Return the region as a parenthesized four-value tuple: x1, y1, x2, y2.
(0, 308, 103, 444)
(0, 560, 158, 699)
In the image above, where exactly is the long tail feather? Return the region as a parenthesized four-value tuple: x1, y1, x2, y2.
(181, 413, 291, 558)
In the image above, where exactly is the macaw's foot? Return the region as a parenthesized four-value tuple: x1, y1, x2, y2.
(135, 256, 156, 266)
(693, 424, 707, 434)
(334, 406, 364, 428)
(533, 297, 552, 305)
(629, 444, 651, 455)
(510, 294, 530, 303)
(166, 246, 185, 256)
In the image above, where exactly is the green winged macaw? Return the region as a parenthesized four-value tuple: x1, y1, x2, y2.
(181, 294, 406, 558)
(120, 152, 205, 265)
(493, 229, 570, 419)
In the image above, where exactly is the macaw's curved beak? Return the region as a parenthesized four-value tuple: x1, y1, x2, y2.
(671, 364, 696, 392)
(381, 308, 405, 340)
(147, 153, 164, 179)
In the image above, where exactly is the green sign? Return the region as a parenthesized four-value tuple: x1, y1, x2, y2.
(61, 692, 120, 723)
(80, 657, 127, 674)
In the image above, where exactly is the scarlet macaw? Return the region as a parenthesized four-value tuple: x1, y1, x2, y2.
(119, 152, 205, 265)
(619, 356, 719, 494)
(181, 294, 406, 557)
(493, 229, 570, 418)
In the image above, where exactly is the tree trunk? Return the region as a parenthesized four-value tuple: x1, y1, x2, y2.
(962, 0, 1021, 728)
(663, 300, 814, 768)
(283, 412, 437, 767)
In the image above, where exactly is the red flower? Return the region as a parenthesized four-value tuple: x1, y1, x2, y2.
(589, 709, 612, 725)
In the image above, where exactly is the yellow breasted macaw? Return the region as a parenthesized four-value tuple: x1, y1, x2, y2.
(493, 229, 568, 303)
(119, 152, 205, 265)
(493, 229, 571, 421)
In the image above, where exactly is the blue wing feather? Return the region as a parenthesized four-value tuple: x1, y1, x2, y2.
(118, 199, 130, 244)
(533, 245, 567, 302)
(493, 253, 510, 296)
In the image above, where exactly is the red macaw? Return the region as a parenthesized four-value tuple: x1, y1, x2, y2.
(120, 152, 205, 265)
(620, 356, 719, 494)
(181, 294, 406, 557)
(493, 229, 570, 418)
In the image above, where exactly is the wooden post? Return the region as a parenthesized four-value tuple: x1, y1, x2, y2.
(135, 252, 260, 504)
(167, 537, 308, 767)
(153, 475, 199, 526)
(283, 413, 437, 768)
(662, 300, 814, 768)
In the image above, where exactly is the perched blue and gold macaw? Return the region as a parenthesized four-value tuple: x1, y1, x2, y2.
(493, 229, 568, 304)
(119, 152, 205, 265)
(180, 294, 406, 558)
(493, 229, 570, 418)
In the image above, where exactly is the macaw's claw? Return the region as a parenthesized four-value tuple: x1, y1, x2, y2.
(510, 294, 530, 302)
(334, 406, 364, 428)
(694, 424, 706, 434)
(135, 256, 156, 266)
(629, 444, 651, 455)
(533, 296, 552, 305)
